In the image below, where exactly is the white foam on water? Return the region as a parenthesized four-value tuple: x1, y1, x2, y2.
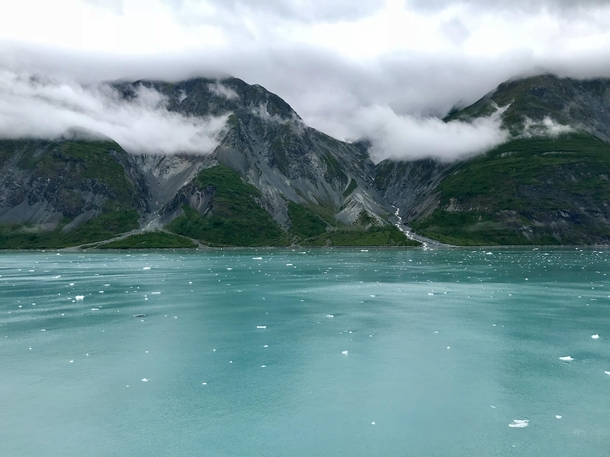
(40, 329, 46, 332)
(428, 292, 433, 296)
(286, 264, 293, 266)
(142, 267, 151, 270)
(559, 356, 574, 361)
(91, 308, 99, 311)
(342, 350, 348, 355)
(75, 295, 84, 300)
(508, 419, 529, 428)
(491, 405, 496, 409)
(592, 334, 600, 339)
(370, 295, 376, 298)
(257, 326, 267, 329)
(151, 292, 161, 295)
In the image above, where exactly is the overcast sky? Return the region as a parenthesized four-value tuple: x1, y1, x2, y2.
(1, 0, 610, 159)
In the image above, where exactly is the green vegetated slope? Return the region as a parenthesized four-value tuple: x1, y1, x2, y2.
(166, 165, 287, 246)
(411, 133, 610, 245)
(0, 140, 141, 249)
(304, 226, 419, 247)
(98, 231, 197, 249)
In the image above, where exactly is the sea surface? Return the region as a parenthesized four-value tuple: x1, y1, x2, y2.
(1, 248, 609, 457)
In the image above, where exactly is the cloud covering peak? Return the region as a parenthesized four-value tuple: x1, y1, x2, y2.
(0, 72, 228, 154)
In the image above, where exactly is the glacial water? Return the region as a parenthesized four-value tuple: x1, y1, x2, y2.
(1, 248, 610, 457)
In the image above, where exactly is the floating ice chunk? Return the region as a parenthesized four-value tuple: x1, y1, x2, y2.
(326, 314, 334, 318)
(99, 291, 104, 294)
(202, 382, 207, 385)
(75, 295, 85, 300)
(263, 345, 268, 348)
(592, 334, 600, 339)
(142, 267, 151, 270)
(342, 350, 348, 355)
(261, 365, 267, 368)
(91, 308, 99, 311)
(491, 405, 496, 409)
(559, 356, 574, 361)
(252, 257, 263, 260)
(370, 295, 376, 298)
(604, 371, 610, 375)
(69, 360, 74, 363)
(447, 346, 450, 349)
(508, 419, 529, 428)
(257, 325, 267, 329)
(227, 268, 233, 271)
(371, 421, 375, 425)
(141, 378, 148, 382)
(41, 329, 46, 332)
(151, 292, 161, 295)
(53, 275, 61, 279)
(486, 252, 493, 255)
(361, 250, 368, 252)
(555, 415, 562, 419)
(286, 264, 293, 266)
(69, 283, 74, 286)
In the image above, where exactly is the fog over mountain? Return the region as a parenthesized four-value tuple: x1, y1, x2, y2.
(2, 0, 610, 160)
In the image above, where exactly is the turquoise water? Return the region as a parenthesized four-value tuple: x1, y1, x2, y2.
(1, 248, 610, 456)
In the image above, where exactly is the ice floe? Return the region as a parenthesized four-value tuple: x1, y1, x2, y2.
(75, 295, 84, 300)
(559, 356, 574, 361)
(256, 326, 267, 329)
(591, 334, 600, 339)
(508, 419, 529, 428)
(142, 267, 151, 270)
(141, 378, 148, 382)
(342, 350, 348, 355)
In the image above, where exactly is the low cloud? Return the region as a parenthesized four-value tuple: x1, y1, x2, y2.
(0, 71, 229, 154)
(522, 116, 575, 138)
(208, 81, 239, 99)
(351, 105, 509, 163)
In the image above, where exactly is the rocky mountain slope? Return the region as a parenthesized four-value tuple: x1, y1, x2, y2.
(0, 77, 414, 249)
(377, 75, 610, 245)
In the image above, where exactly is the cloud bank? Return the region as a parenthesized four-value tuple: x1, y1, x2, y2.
(351, 105, 509, 163)
(0, 71, 228, 154)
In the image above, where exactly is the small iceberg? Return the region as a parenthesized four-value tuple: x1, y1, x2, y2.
(141, 378, 148, 382)
(559, 356, 574, 361)
(75, 295, 85, 300)
(256, 325, 267, 329)
(252, 257, 263, 260)
(592, 334, 600, 339)
(142, 267, 151, 270)
(326, 314, 334, 318)
(342, 350, 348, 355)
(508, 419, 529, 428)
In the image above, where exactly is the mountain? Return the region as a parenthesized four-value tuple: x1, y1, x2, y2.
(0, 77, 415, 249)
(377, 75, 610, 245)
